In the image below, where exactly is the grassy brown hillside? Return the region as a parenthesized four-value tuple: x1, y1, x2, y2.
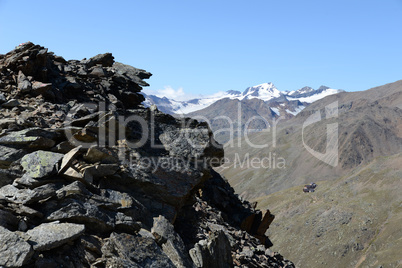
(254, 153, 402, 268)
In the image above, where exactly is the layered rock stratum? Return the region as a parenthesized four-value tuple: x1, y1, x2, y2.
(0, 42, 294, 267)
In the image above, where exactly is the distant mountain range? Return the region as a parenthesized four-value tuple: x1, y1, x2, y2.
(142, 83, 344, 144)
(142, 83, 343, 116)
(217, 79, 402, 267)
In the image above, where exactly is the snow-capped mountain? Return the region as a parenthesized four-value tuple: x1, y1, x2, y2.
(142, 83, 343, 116)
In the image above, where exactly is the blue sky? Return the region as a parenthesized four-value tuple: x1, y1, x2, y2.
(1, 0, 401, 100)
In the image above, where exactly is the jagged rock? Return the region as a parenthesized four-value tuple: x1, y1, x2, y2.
(31, 81, 52, 96)
(0, 43, 293, 267)
(45, 198, 116, 232)
(256, 209, 275, 236)
(21, 150, 64, 179)
(55, 181, 92, 199)
(189, 230, 233, 268)
(6, 202, 43, 218)
(17, 70, 32, 93)
(0, 184, 58, 205)
(101, 232, 175, 268)
(0, 146, 24, 168)
(12, 174, 62, 188)
(82, 53, 114, 68)
(0, 93, 6, 104)
(58, 145, 82, 174)
(26, 221, 85, 251)
(1, 99, 20, 108)
(0, 226, 33, 267)
(151, 215, 194, 268)
(115, 212, 141, 234)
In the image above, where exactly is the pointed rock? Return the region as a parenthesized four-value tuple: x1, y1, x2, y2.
(58, 145, 82, 174)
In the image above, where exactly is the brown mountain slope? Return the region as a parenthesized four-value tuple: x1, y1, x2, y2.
(185, 98, 277, 144)
(254, 153, 402, 268)
(217, 80, 402, 199)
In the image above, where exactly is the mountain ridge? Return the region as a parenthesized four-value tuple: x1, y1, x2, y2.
(142, 83, 343, 115)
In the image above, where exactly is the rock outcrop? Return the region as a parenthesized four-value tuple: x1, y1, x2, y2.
(0, 43, 293, 267)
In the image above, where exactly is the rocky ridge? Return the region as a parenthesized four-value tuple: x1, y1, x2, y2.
(0, 43, 293, 267)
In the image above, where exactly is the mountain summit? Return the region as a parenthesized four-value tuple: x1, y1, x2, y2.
(0, 42, 294, 267)
(142, 83, 343, 115)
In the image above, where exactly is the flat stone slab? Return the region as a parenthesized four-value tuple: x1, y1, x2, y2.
(27, 221, 85, 251)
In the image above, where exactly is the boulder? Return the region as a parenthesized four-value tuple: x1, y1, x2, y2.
(21, 151, 64, 179)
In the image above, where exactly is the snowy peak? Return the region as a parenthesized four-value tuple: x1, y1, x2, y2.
(241, 83, 281, 101)
(142, 83, 343, 115)
(226, 90, 242, 96)
(289, 86, 314, 96)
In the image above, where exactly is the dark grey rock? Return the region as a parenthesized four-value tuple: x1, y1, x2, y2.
(151, 215, 194, 268)
(0, 93, 6, 104)
(0, 128, 57, 149)
(17, 70, 32, 93)
(27, 221, 85, 251)
(0, 226, 33, 267)
(0, 146, 25, 168)
(55, 181, 92, 199)
(82, 53, 114, 68)
(46, 198, 116, 232)
(0, 209, 19, 230)
(101, 232, 175, 268)
(0, 168, 21, 187)
(1, 99, 20, 108)
(0, 183, 59, 205)
(189, 230, 233, 268)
